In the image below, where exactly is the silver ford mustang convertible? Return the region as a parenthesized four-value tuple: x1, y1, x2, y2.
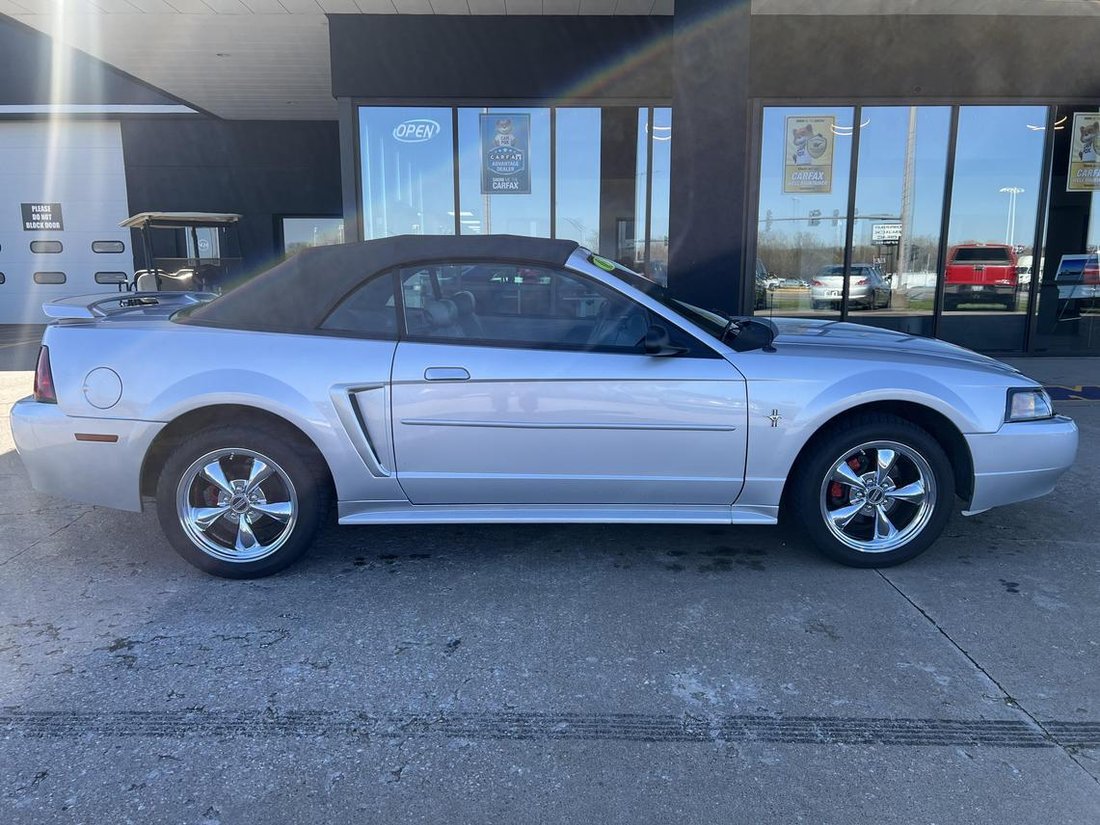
(11, 235, 1078, 578)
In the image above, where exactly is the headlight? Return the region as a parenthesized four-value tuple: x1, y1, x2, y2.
(1006, 388, 1054, 422)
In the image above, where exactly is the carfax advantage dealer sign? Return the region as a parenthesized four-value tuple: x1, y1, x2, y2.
(480, 113, 531, 195)
(22, 203, 64, 231)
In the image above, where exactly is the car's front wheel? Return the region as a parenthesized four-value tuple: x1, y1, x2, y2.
(155, 424, 329, 578)
(791, 413, 955, 567)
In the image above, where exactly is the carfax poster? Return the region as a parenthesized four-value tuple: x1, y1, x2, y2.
(480, 113, 531, 195)
(783, 115, 835, 195)
(1068, 112, 1100, 192)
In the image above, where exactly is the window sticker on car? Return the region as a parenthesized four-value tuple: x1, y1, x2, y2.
(591, 255, 616, 272)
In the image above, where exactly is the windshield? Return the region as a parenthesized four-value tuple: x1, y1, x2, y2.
(952, 246, 1013, 263)
(587, 253, 733, 339)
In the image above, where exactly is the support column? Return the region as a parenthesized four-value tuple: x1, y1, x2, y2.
(668, 0, 751, 314)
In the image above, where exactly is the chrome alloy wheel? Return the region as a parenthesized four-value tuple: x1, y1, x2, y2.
(176, 448, 298, 563)
(818, 440, 936, 554)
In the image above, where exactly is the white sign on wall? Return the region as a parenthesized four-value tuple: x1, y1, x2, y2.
(872, 223, 902, 244)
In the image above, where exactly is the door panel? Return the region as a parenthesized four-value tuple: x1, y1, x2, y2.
(390, 341, 748, 505)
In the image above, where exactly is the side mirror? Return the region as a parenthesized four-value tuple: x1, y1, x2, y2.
(643, 324, 689, 357)
(730, 318, 778, 353)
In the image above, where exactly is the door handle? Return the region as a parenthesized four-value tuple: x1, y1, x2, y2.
(424, 367, 471, 381)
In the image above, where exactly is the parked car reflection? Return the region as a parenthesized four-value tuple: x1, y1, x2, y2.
(810, 264, 891, 311)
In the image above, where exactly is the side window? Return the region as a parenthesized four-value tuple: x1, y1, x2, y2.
(397, 262, 650, 352)
(320, 272, 399, 338)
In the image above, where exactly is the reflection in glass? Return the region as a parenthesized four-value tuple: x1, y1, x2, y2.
(938, 106, 1046, 352)
(943, 106, 1046, 315)
(359, 107, 455, 239)
(281, 217, 344, 257)
(848, 107, 950, 332)
(555, 108, 602, 250)
(356, 105, 674, 278)
(1032, 106, 1100, 353)
(647, 107, 673, 286)
(755, 106, 854, 317)
(633, 108, 648, 267)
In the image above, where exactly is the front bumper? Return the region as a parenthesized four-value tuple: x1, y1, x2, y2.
(10, 397, 163, 512)
(964, 415, 1078, 514)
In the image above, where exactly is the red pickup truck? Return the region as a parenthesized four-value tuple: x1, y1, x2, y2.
(944, 244, 1018, 310)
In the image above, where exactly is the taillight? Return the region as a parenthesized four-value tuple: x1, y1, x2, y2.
(33, 346, 57, 404)
(1084, 265, 1100, 284)
(811, 280, 824, 287)
(856, 278, 868, 286)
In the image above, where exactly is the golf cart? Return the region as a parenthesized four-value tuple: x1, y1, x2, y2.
(120, 212, 243, 293)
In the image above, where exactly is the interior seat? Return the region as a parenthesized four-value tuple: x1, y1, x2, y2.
(585, 300, 648, 350)
(451, 290, 485, 338)
(424, 298, 466, 339)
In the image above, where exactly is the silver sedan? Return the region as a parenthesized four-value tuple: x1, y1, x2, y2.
(11, 235, 1077, 577)
(811, 264, 892, 310)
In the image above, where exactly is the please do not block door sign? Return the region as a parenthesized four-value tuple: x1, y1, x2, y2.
(22, 203, 64, 231)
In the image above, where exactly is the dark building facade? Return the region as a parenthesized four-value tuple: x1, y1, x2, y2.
(3, 4, 1100, 354)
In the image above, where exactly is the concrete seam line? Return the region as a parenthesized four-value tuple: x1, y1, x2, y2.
(0, 509, 92, 568)
(876, 569, 1100, 787)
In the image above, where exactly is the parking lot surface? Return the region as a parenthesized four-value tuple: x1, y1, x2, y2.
(1, 361, 1098, 824)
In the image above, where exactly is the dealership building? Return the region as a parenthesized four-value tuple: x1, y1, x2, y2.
(1, 0, 1099, 355)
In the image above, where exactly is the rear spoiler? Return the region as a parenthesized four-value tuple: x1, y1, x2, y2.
(42, 292, 217, 323)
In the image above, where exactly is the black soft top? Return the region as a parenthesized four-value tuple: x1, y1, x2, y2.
(180, 234, 581, 332)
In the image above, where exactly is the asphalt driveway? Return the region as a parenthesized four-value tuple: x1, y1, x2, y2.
(1, 362, 1098, 824)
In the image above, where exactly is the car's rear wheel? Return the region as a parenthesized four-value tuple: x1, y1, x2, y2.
(155, 424, 328, 578)
(791, 413, 954, 567)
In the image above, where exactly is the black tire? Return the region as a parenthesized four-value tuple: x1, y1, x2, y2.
(155, 423, 329, 578)
(789, 413, 955, 568)
(812, 300, 825, 310)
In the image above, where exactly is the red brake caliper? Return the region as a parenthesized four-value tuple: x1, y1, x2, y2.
(832, 457, 863, 501)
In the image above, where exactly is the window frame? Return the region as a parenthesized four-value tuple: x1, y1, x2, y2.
(388, 257, 718, 357)
(317, 269, 403, 342)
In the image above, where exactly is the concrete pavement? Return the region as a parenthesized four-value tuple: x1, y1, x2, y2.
(1, 360, 1098, 824)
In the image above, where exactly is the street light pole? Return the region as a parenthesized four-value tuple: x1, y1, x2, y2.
(999, 186, 1024, 246)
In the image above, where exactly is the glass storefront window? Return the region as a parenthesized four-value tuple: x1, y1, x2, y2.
(357, 105, 670, 274)
(633, 108, 648, 268)
(280, 217, 344, 257)
(751, 103, 1091, 353)
(755, 106, 854, 317)
(554, 108, 601, 250)
(457, 107, 551, 237)
(849, 106, 950, 335)
(647, 107, 673, 286)
(359, 107, 456, 239)
(937, 106, 1047, 352)
(1032, 106, 1100, 353)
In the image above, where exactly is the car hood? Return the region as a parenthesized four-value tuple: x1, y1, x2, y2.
(767, 317, 1022, 376)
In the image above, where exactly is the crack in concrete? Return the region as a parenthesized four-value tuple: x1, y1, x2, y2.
(877, 569, 1100, 787)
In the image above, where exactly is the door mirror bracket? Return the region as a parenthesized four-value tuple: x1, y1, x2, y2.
(642, 324, 690, 357)
(729, 318, 778, 353)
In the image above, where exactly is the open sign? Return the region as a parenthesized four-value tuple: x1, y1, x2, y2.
(392, 119, 441, 143)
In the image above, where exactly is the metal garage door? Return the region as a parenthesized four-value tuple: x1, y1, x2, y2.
(0, 120, 131, 324)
